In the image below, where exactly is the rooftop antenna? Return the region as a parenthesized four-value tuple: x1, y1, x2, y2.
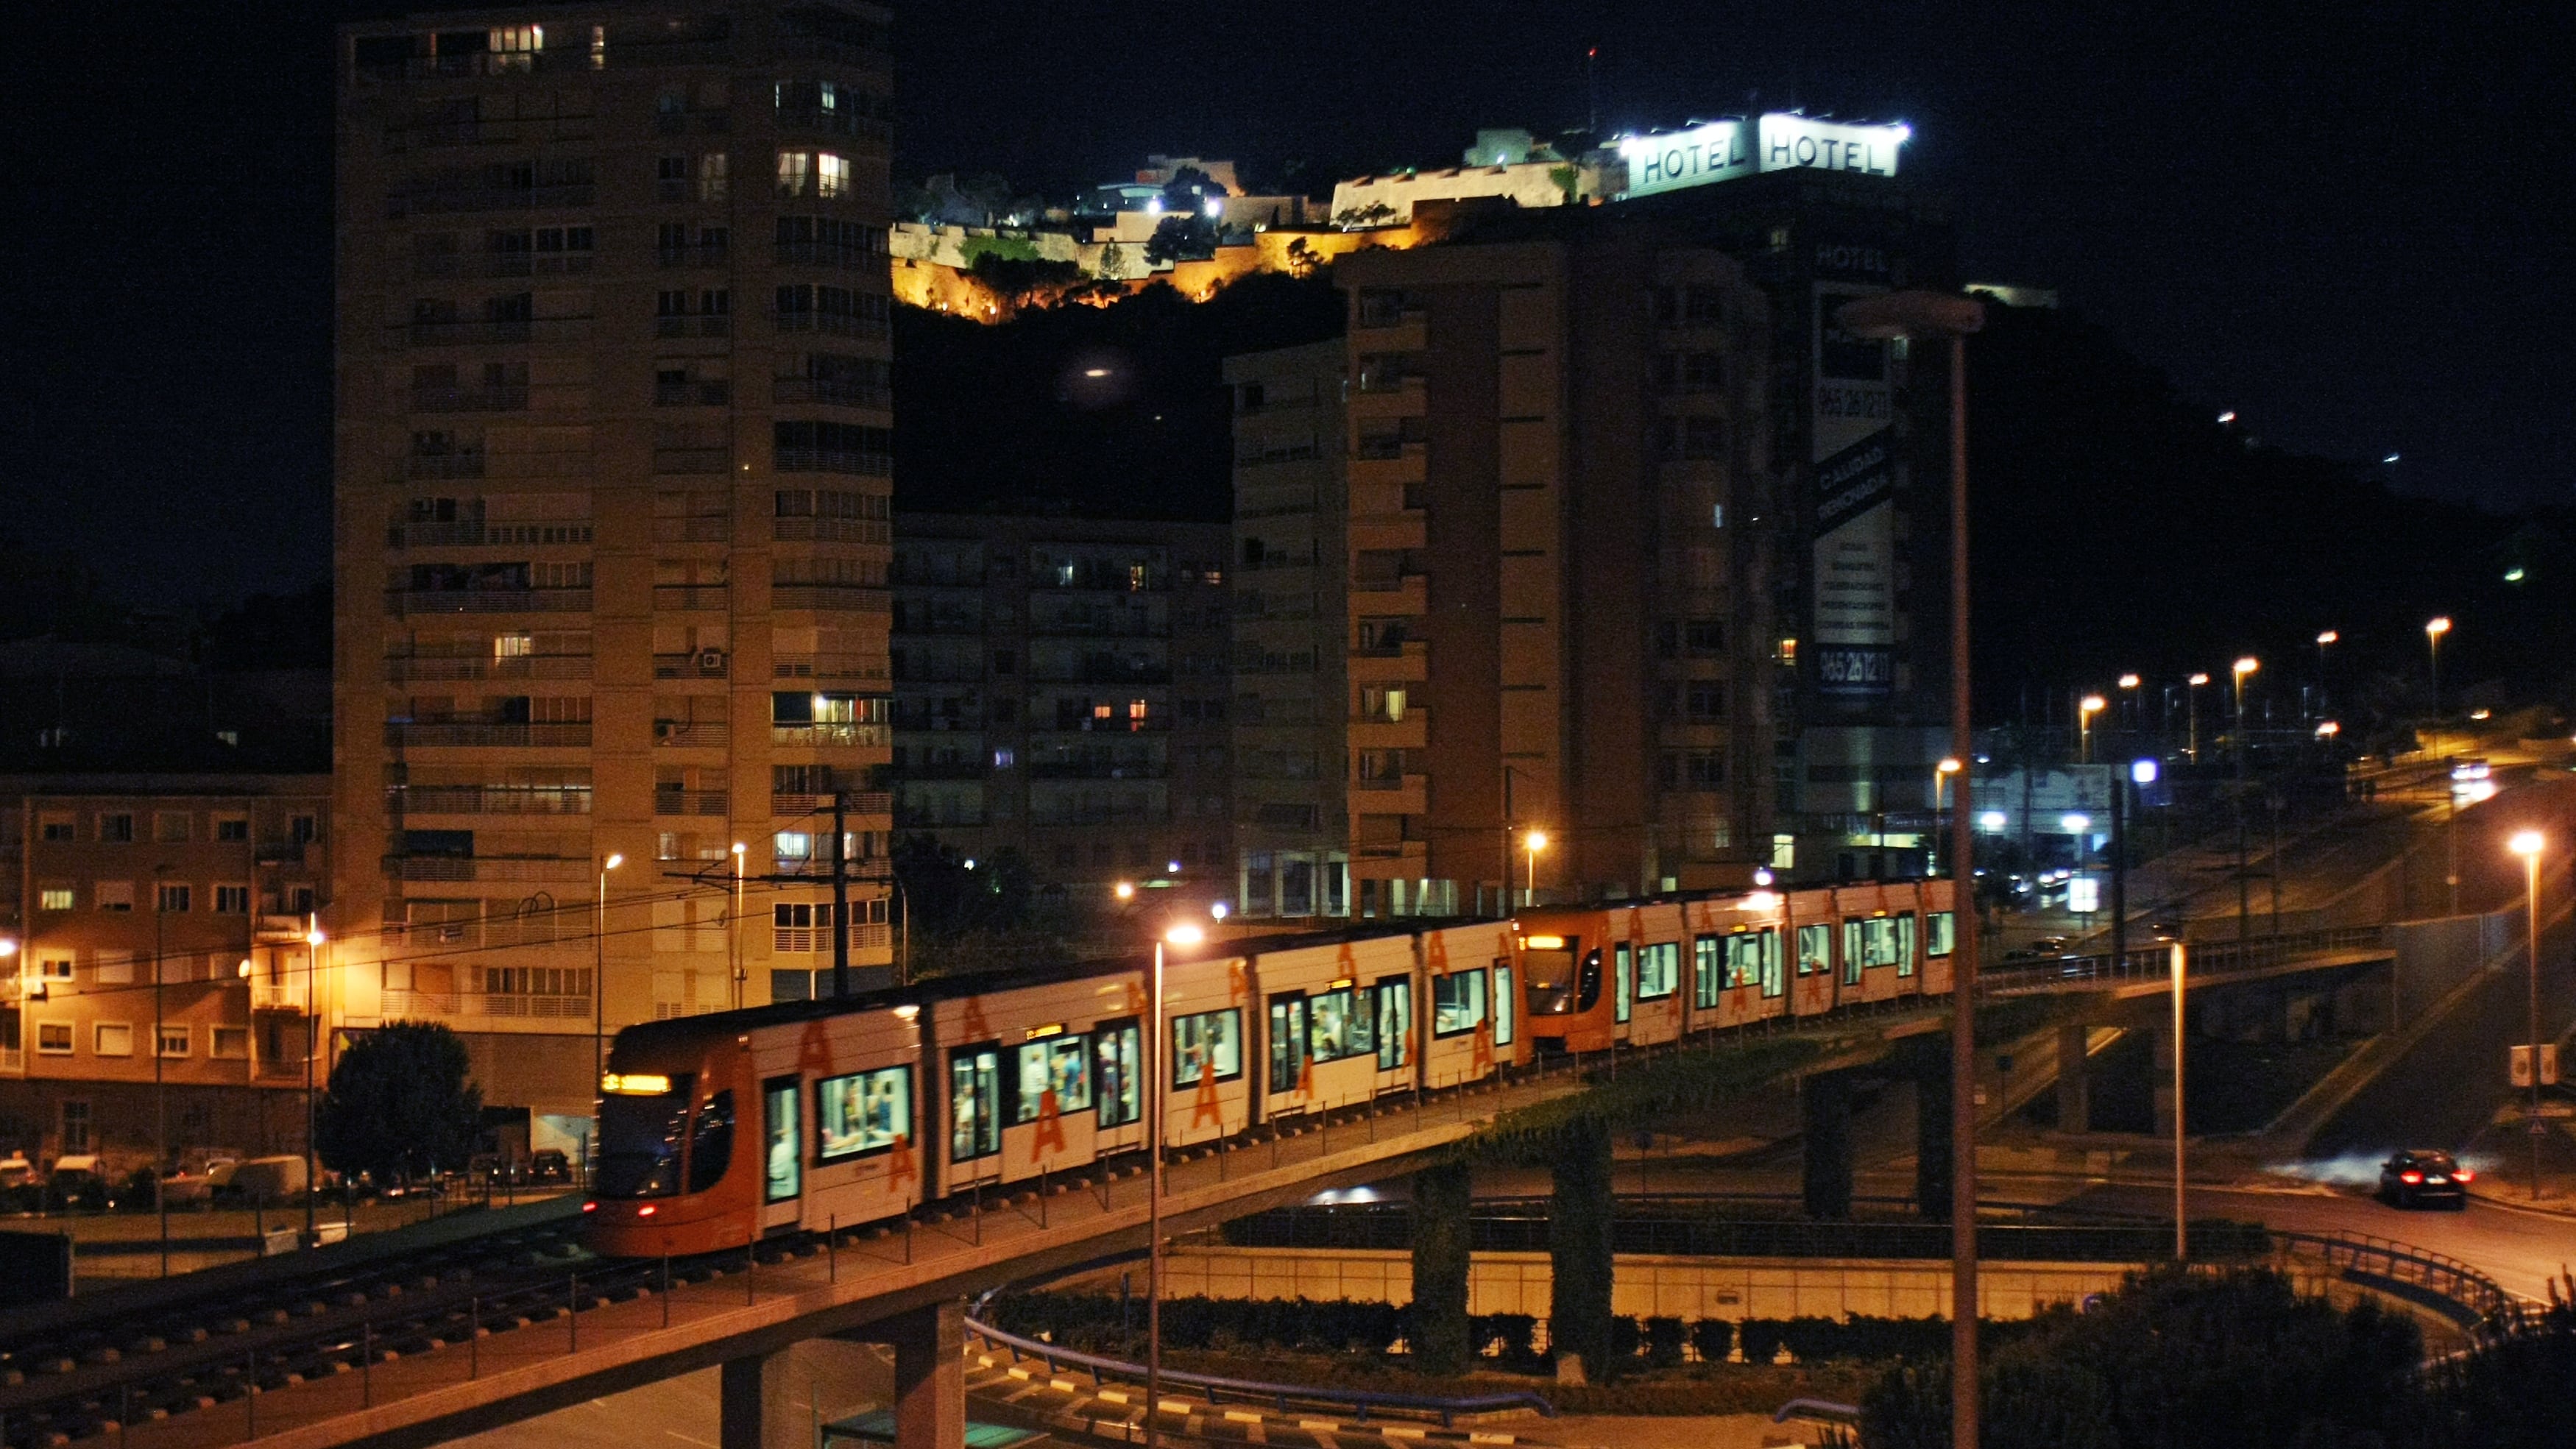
(1586, 44, 1599, 135)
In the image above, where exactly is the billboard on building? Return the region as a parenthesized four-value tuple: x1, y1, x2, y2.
(1811, 284, 1894, 701)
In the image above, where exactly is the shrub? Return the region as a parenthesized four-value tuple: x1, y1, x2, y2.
(1643, 1315, 1688, 1369)
(1689, 1317, 1735, 1364)
(1741, 1318, 1790, 1365)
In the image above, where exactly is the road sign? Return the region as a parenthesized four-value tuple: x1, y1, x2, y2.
(2510, 1044, 2561, 1088)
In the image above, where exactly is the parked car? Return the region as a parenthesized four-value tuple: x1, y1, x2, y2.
(220, 1156, 308, 1207)
(2379, 1149, 2471, 1209)
(46, 1155, 113, 1211)
(528, 1149, 571, 1184)
(0, 1153, 38, 1211)
(160, 1159, 236, 1208)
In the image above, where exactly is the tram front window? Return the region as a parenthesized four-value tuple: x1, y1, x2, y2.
(1524, 936, 1578, 1016)
(597, 1074, 695, 1198)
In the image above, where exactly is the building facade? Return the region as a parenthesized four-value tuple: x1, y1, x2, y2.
(1328, 214, 1780, 916)
(1225, 342, 1351, 919)
(891, 514, 1233, 895)
(333, 2, 897, 1126)
(1, 776, 333, 1166)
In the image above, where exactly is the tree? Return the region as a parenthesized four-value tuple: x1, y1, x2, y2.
(314, 1021, 482, 1184)
(1143, 213, 1217, 267)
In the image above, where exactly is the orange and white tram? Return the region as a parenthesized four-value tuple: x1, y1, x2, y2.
(584, 879, 1945, 1257)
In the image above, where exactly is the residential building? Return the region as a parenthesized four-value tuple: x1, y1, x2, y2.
(333, 2, 897, 1130)
(891, 514, 1233, 895)
(1, 775, 333, 1166)
(1330, 212, 1780, 916)
(1225, 343, 1351, 919)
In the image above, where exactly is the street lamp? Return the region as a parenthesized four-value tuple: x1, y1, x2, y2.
(729, 843, 748, 1010)
(594, 853, 623, 1099)
(1933, 759, 1962, 874)
(2230, 660, 2259, 943)
(2187, 673, 2211, 765)
(2424, 617, 2452, 718)
(1147, 920, 1206, 1449)
(2117, 673, 2141, 732)
(305, 919, 325, 1242)
(2314, 631, 2338, 719)
(1522, 829, 1548, 909)
(2509, 830, 2547, 1199)
(2078, 694, 2106, 763)
(1836, 286, 1985, 1449)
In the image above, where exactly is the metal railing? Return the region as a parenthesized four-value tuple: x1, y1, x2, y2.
(963, 1312, 1555, 1427)
(384, 587, 590, 615)
(1987, 924, 2390, 990)
(385, 722, 593, 748)
(2279, 1229, 2523, 1328)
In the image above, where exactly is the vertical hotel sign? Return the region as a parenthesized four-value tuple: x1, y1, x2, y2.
(1812, 274, 1895, 701)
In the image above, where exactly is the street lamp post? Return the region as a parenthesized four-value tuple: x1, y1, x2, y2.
(729, 843, 747, 1010)
(2424, 617, 2452, 718)
(2078, 695, 2106, 765)
(2186, 673, 2210, 765)
(304, 919, 325, 1242)
(1147, 921, 1206, 1449)
(2117, 673, 2141, 733)
(1837, 287, 1985, 1449)
(154, 865, 171, 1276)
(1522, 830, 1547, 910)
(1933, 759, 1962, 875)
(2232, 659, 2260, 944)
(2313, 631, 2338, 720)
(594, 854, 623, 1097)
(2509, 831, 2546, 1200)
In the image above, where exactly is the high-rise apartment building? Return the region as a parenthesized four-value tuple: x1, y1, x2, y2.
(891, 514, 1233, 893)
(1225, 342, 1351, 919)
(1328, 211, 1778, 917)
(334, 3, 896, 1127)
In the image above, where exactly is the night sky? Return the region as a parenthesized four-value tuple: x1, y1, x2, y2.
(3, 1, 2564, 613)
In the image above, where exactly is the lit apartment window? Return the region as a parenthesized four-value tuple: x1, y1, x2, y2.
(490, 24, 542, 53)
(495, 632, 534, 659)
(775, 150, 846, 198)
(94, 1024, 134, 1057)
(698, 152, 729, 201)
(38, 886, 74, 912)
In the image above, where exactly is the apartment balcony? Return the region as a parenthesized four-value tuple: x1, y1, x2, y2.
(1348, 513, 1428, 553)
(771, 857, 895, 882)
(1027, 661, 1172, 685)
(389, 785, 591, 816)
(389, 520, 595, 548)
(774, 447, 891, 477)
(653, 584, 731, 611)
(654, 720, 732, 749)
(381, 855, 594, 884)
(1027, 760, 1167, 781)
(653, 447, 732, 475)
(1348, 640, 1429, 684)
(897, 759, 991, 780)
(410, 384, 530, 413)
(1350, 575, 1428, 614)
(772, 311, 889, 341)
(771, 583, 888, 612)
(250, 978, 308, 1013)
(771, 377, 888, 408)
(652, 110, 733, 135)
(772, 241, 880, 270)
(406, 317, 592, 347)
(772, 653, 888, 682)
(774, 517, 889, 545)
(656, 244, 733, 268)
(1348, 713, 1429, 751)
(384, 653, 593, 682)
(1348, 447, 1427, 489)
(389, 183, 595, 217)
(654, 651, 729, 679)
(774, 107, 893, 144)
(653, 790, 729, 817)
(410, 249, 595, 280)
(1033, 716, 1172, 736)
(255, 914, 315, 944)
(385, 587, 591, 616)
(655, 316, 734, 339)
(771, 723, 891, 748)
(386, 721, 593, 748)
(1352, 772, 1429, 815)
(769, 790, 891, 818)
(654, 516, 732, 543)
(654, 380, 733, 406)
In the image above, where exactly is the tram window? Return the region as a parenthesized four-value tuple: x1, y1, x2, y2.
(1897, 914, 1918, 977)
(1927, 910, 1956, 957)
(1523, 936, 1578, 1016)
(597, 1073, 694, 1199)
(1798, 924, 1833, 979)
(1761, 929, 1786, 998)
(1375, 977, 1411, 1069)
(1432, 969, 1487, 1038)
(1692, 936, 1724, 1007)
(1172, 1009, 1242, 1088)
(1613, 943, 1632, 1023)
(949, 1046, 1000, 1162)
(1635, 941, 1680, 1000)
(1724, 931, 1771, 991)
(764, 1076, 800, 1201)
(1309, 984, 1376, 1063)
(1493, 963, 1515, 1046)
(687, 1090, 734, 1194)
(1094, 1018, 1142, 1127)
(1012, 1035, 1092, 1124)
(1841, 921, 1864, 985)
(815, 1065, 910, 1161)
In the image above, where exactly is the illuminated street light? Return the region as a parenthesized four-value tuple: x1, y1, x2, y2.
(2118, 673, 2141, 690)
(2315, 630, 2339, 719)
(2079, 694, 2106, 763)
(1932, 759, 1963, 874)
(1114, 880, 1136, 901)
(2187, 673, 2211, 763)
(594, 853, 624, 1104)
(1523, 829, 1549, 908)
(2425, 617, 2452, 716)
(2509, 831, 2547, 1197)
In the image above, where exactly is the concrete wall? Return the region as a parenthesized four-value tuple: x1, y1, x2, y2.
(1111, 1247, 2137, 1322)
(2393, 909, 2514, 1023)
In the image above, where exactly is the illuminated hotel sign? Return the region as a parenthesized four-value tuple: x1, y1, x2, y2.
(1617, 114, 1909, 199)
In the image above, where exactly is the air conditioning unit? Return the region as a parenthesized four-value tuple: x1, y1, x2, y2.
(695, 648, 728, 672)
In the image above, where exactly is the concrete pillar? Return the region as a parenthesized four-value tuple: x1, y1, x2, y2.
(2150, 1018, 2178, 1138)
(718, 1349, 800, 1449)
(2055, 1023, 2091, 1134)
(1800, 1073, 1853, 1221)
(890, 1300, 966, 1449)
